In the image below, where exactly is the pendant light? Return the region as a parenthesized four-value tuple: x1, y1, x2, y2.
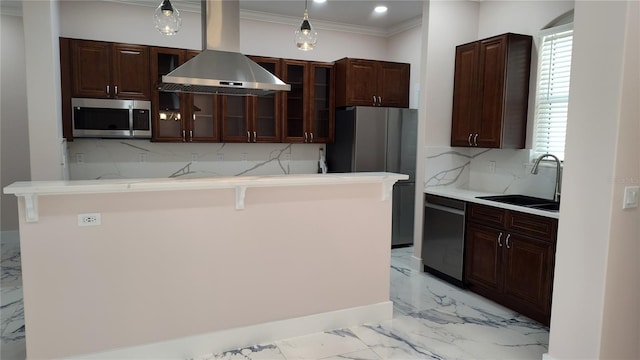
(153, 0, 182, 36)
(294, 0, 318, 51)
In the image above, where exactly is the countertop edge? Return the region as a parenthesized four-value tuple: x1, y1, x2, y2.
(424, 187, 560, 219)
(3, 172, 409, 197)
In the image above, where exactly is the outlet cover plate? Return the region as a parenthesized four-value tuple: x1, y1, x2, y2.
(623, 186, 639, 209)
(78, 213, 101, 226)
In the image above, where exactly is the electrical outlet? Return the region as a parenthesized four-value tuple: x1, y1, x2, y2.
(241, 153, 248, 162)
(191, 153, 198, 162)
(139, 153, 147, 163)
(78, 213, 101, 226)
(623, 186, 639, 209)
(283, 153, 291, 162)
(76, 153, 84, 164)
(216, 153, 224, 161)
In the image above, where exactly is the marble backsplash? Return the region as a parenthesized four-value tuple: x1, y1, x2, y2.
(67, 139, 323, 180)
(424, 146, 561, 200)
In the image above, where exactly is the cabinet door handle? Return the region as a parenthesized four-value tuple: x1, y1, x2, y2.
(505, 234, 511, 249)
(372, 96, 376, 106)
(310, 132, 314, 143)
(473, 133, 478, 146)
(114, 85, 118, 95)
(497, 232, 503, 247)
(106, 85, 110, 95)
(121, 50, 140, 55)
(468, 134, 473, 146)
(253, 131, 257, 143)
(247, 131, 251, 143)
(377, 96, 382, 106)
(189, 130, 193, 140)
(304, 132, 308, 143)
(182, 130, 186, 142)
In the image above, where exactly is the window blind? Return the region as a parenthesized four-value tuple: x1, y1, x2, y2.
(533, 27, 573, 161)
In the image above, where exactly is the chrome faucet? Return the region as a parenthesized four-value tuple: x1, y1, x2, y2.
(531, 153, 562, 202)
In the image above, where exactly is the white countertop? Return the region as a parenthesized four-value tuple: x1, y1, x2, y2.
(424, 187, 559, 219)
(4, 172, 409, 223)
(4, 172, 408, 196)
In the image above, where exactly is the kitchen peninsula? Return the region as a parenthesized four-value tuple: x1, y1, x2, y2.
(4, 172, 407, 359)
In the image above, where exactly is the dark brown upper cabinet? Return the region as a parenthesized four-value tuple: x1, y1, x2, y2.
(220, 56, 283, 143)
(282, 60, 335, 144)
(451, 33, 532, 148)
(69, 39, 150, 100)
(334, 58, 409, 108)
(151, 48, 221, 142)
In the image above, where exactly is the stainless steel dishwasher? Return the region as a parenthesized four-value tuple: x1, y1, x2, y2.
(422, 194, 466, 287)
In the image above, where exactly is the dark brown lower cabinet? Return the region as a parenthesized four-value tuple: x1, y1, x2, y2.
(465, 204, 557, 325)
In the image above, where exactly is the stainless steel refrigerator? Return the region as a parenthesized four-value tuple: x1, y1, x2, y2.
(326, 107, 417, 247)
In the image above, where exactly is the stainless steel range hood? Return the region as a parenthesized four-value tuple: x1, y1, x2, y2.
(160, 0, 290, 95)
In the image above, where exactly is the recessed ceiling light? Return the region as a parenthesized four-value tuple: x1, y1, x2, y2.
(374, 5, 388, 13)
(314, 0, 327, 4)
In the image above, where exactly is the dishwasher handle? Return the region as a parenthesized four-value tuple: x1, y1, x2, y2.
(425, 202, 466, 216)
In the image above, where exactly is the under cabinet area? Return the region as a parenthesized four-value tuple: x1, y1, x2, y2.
(465, 203, 557, 325)
(450, 33, 532, 148)
(334, 58, 409, 108)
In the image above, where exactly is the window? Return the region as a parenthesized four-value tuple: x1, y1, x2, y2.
(533, 23, 573, 161)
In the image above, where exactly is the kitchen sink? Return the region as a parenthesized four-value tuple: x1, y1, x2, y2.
(476, 194, 560, 212)
(528, 202, 560, 211)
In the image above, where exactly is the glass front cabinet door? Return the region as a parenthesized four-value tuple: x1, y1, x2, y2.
(282, 60, 334, 143)
(151, 49, 220, 142)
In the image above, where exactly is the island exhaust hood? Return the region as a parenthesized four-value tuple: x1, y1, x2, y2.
(160, 0, 291, 95)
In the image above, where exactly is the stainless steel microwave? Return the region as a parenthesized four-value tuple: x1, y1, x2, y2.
(72, 98, 151, 139)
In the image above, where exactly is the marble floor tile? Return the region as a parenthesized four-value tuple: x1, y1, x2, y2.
(319, 348, 382, 360)
(275, 329, 370, 360)
(194, 344, 286, 360)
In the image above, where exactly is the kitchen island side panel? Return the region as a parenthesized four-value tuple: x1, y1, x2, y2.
(16, 183, 392, 359)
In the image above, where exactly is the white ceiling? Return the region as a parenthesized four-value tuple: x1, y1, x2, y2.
(0, 0, 424, 36)
(237, 0, 424, 32)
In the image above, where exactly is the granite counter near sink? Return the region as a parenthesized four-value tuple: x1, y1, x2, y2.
(425, 187, 560, 219)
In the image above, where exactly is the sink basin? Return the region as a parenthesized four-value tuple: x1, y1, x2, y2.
(476, 194, 560, 212)
(528, 202, 560, 211)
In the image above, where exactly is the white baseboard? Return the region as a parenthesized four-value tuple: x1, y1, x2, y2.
(411, 254, 423, 272)
(69, 301, 394, 359)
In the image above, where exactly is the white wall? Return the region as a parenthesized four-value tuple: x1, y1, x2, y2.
(548, 1, 640, 359)
(600, 2, 640, 357)
(22, 0, 65, 181)
(0, 14, 31, 232)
